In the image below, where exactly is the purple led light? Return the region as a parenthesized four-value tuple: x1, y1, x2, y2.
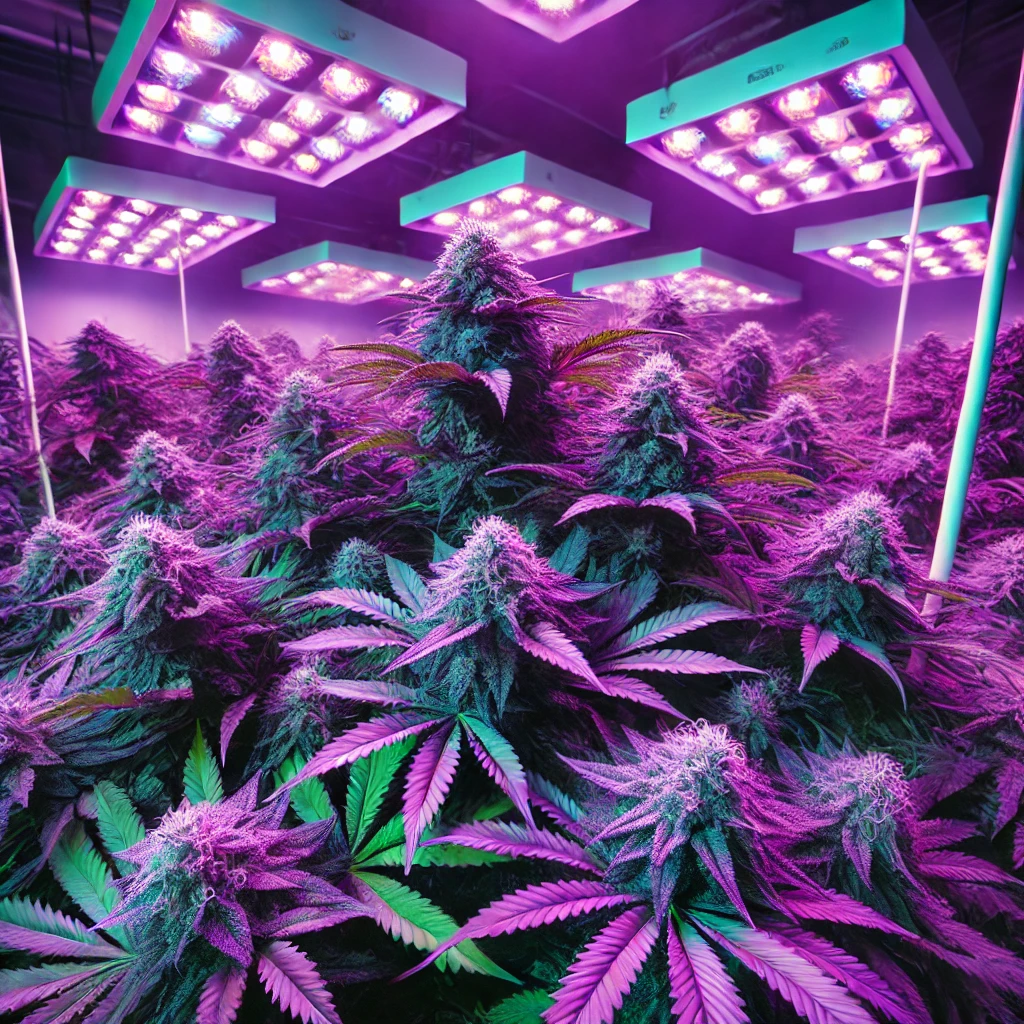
(815, 221, 1000, 286)
(583, 270, 783, 313)
(99, 3, 451, 185)
(407, 178, 637, 262)
(39, 187, 259, 274)
(172, 5, 240, 56)
(250, 261, 423, 304)
(646, 51, 957, 213)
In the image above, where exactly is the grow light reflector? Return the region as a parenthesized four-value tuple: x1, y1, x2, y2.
(33, 156, 274, 274)
(572, 249, 802, 311)
(242, 241, 433, 304)
(626, 0, 980, 213)
(92, 0, 466, 186)
(470, 0, 642, 42)
(793, 195, 1014, 286)
(400, 151, 651, 262)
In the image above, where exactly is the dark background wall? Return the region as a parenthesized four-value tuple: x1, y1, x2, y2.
(1, 0, 1022, 362)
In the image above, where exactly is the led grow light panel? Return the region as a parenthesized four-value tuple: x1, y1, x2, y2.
(626, 0, 980, 214)
(471, 0, 642, 43)
(793, 195, 1012, 287)
(33, 156, 274, 273)
(400, 151, 651, 262)
(573, 249, 802, 312)
(92, 0, 466, 186)
(242, 241, 434, 304)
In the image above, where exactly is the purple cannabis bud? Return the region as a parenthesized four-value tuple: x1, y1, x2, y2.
(270, 370, 337, 443)
(259, 328, 305, 377)
(325, 538, 388, 592)
(757, 393, 824, 468)
(716, 320, 777, 411)
(423, 516, 583, 631)
(422, 220, 537, 317)
(565, 721, 796, 921)
(11, 516, 107, 601)
(121, 431, 202, 523)
(42, 320, 165, 495)
(771, 490, 914, 642)
(724, 670, 790, 756)
(0, 680, 59, 835)
(204, 320, 277, 444)
(803, 748, 911, 886)
(597, 352, 717, 500)
(103, 776, 360, 985)
(962, 533, 1024, 616)
(68, 515, 263, 695)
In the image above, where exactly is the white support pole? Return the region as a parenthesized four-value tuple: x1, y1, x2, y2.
(176, 226, 191, 356)
(881, 156, 929, 441)
(0, 133, 55, 518)
(922, 52, 1024, 620)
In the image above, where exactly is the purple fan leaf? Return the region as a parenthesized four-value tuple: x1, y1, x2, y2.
(994, 760, 1024, 835)
(283, 625, 411, 655)
(0, 899, 123, 960)
(695, 915, 876, 1024)
(423, 821, 601, 874)
(475, 368, 512, 417)
(578, 675, 681, 717)
(611, 602, 751, 655)
(771, 923, 925, 1024)
(668, 917, 749, 1024)
(257, 941, 341, 1024)
(556, 494, 637, 526)
(386, 620, 485, 672)
(461, 715, 532, 823)
(543, 908, 657, 1024)
(841, 636, 907, 708)
(799, 625, 840, 691)
(516, 621, 601, 686)
(638, 493, 697, 531)
(317, 678, 416, 707)
(917, 850, 1022, 886)
(602, 649, 764, 677)
(299, 588, 410, 625)
(197, 966, 248, 1024)
(402, 723, 462, 873)
(278, 714, 441, 790)
(220, 694, 257, 766)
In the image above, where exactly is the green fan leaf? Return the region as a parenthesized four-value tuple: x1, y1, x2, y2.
(353, 872, 518, 983)
(49, 824, 117, 926)
(183, 723, 224, 805)
(345, 738, 416, 850)
(273, 753, 335, 824)
(93, 783, 144, 873)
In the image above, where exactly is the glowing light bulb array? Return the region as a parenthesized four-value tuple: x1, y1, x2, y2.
(626, 0, 980, 213)
(242, 241, 433, 304)
(33, 156, 274, 273)
(400, 152, 651, 262)
(93, 0, 466, 186)
(470, 0, 642, 42)
(572, 249, 802, 312)
(792, 195, 1012, 287)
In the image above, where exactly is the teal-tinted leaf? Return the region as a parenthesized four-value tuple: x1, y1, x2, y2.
(93, 783, 144, 873)
(273, 753, 335, 824)
(345, 738, 416, 850)
(183, 723, 224, 805)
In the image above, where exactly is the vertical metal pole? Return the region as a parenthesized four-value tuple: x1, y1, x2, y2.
(176, 226, 191, 356)
(0, 133, 55, 518)
(923, 51, 1024, 619)
(881, 157, 929, 441)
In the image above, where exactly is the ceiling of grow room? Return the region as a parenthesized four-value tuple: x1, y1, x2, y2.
(1, 0, 1023, 358)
